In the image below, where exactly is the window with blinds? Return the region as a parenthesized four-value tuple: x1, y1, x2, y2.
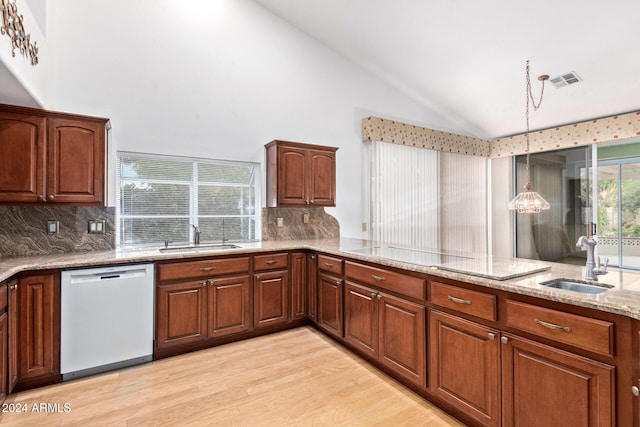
(117, 152, 260, 247)
(369, 141, 488, 254)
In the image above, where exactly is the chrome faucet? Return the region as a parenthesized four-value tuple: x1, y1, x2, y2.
(192, 224, 200, 246)
(576, 236, 608, 281)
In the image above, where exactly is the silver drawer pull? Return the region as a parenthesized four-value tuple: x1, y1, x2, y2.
(534, 318, 572, 333)
(324, 262, 335, 267)
(200, 266, 216, 271)
(447, 295, 471, 305)
(266, 260, 277, 265)
(371, 274, 385, 281)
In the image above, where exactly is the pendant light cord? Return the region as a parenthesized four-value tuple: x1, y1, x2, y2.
(524, 60, 547, 187)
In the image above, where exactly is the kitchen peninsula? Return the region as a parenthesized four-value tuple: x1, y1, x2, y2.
(1, 237, 639, 426)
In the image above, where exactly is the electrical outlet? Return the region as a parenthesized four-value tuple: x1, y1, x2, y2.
(303, 213, 310, 224)
(277, 217, 284, 228)
(47, 220, 59, 234)
(362, 222, 367, 232)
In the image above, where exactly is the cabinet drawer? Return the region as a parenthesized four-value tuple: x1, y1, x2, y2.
(318, 254, 343, 275)
(158, 257, 250, 281)
(0, 284, 6, 314)
(254, 253, 288, 271)
(345, 261, 425, 300)
(430, 281, 496, 321)
(505, 300, 614, 357)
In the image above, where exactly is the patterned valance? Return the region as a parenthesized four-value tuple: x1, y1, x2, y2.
(362, 111, 640, 158)
(361, 116, 490, 157)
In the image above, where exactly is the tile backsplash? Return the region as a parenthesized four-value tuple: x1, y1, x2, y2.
(0, 206, 115, 257)
(262, 207, 339, 241)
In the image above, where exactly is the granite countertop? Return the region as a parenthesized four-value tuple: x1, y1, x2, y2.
(2, 237, 640, 320)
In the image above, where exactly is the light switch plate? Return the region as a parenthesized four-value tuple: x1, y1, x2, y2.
(303, 213, 310, 224)
(88, 219, 106, 234)
(277, 218, 284, 228)
(47, 220, 59, 234)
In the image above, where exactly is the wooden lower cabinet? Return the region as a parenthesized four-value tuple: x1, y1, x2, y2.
(317, 272, 343, 338)
(8, 274, 59, 391)
(290, 252, 307, 320)
(307, 254, 318, 322)
(502, 333, 615, 427)
(156, 280, 208, 349)
(345, 281, 426, 387)
(429, 309, 500, 427)
(8, 280, 17, 393)
(208, 275, 251, 338)
(0, 311, 7, 402)
(254, 270, 289, 328)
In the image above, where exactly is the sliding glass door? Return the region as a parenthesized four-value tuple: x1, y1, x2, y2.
(514, 146, 592, 264)
(597, 158, 640, 270)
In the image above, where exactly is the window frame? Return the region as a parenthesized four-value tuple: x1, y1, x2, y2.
(116, 151, 261, 248)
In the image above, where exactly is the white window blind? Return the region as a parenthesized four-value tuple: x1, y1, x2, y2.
(117, 152, 260, 247)
(369, 141, 488, 254)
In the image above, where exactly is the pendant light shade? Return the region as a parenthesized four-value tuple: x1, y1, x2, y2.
(508, 182, 550, 213)
(508, 60, 551, 214)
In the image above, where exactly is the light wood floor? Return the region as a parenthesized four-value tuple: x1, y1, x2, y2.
(1, 326, 465, 426)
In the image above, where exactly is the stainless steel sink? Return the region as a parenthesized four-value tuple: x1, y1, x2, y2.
(540, 279, 613, 294)
(159, 244, 242, 253)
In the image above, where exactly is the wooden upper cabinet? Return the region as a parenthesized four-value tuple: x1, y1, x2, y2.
(47, 117, 106, 204)
(0, 104, 109, 205)
(265, 140, 338, 207)
(0, 113, 46, 202)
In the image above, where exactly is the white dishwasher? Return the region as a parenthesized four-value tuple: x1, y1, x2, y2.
(61, 263, 154, 381)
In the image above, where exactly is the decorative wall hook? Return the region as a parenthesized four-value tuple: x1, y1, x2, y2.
(0, 0, 39, 66)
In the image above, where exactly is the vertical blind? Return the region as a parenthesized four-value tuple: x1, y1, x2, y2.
(116, 152, 260, 247)
(370, 141, 488, 254)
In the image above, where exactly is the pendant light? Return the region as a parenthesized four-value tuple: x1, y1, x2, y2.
(508, 60, 551, 213)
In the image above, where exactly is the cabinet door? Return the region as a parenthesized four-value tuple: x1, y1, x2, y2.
(344, 281, 378, 358)
(0, 311, 7, 402)
(254, 270, 289, 328)
(17, 274, 58, 382)
(290, 252, 307, 320)
(47, 117, 105, 204)
(277, 146, 308, 205)
(208, 275, 251, 338)
(7, 280, 17, 393)
(156, 281, 208, 349)
(307, 254, 318, 322)
(429, 310, 500, 427)
(317, 273, 343, 338)
(378, 292, 426, 387)
(502, 333, 615, 427)
(0, 113, 46, 202)
(308, 149, 336, 206)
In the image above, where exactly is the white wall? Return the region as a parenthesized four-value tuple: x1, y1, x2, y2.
(0, 0, 53, 107)
(49, 0, 461, 238)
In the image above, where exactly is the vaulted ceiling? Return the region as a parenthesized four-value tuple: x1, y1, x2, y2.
(255, 0, 640, 140)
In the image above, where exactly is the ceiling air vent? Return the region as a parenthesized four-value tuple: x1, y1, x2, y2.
(550, 71, 582, 88)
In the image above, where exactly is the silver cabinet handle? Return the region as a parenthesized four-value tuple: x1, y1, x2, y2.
(447, 295, 471, 305)
(324, 262, 334, 268)
(200, 266, 216, 271)
(202, 281, 207, 287)
(48, 194, 55, 200)
(488, 333, 496, 340)
(371, 274, 385, 281)
(209, 280, 215, 286)
(632, 386, 640, 397)
(534, 318, 572, 333)
(501, 336, 509, 344)
(370, 292, 377, 298)
(266, 260, 277, 265)
(377, 294, 382, 300)
(336, 279, 342, 286)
